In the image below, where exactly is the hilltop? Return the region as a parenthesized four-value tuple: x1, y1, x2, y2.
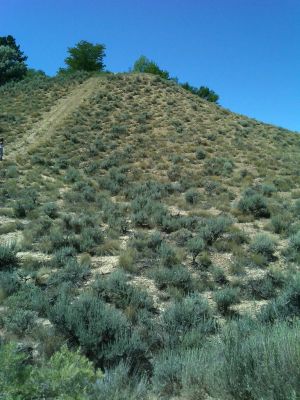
(1, 72, 300, 399)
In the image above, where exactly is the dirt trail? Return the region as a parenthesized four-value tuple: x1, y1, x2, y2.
(8, 76, 100, 160)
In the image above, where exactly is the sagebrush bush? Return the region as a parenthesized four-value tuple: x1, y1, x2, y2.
(0, 271, 20, 298)
(152, 265, 193, 293)
(187, 236, 205, 263)
(204, 157, 234, 176)
(162, 293, 216, 344)
(260, 273, 300, 322)
(3, 309, 37, 336)
(271, 213, 291, 234)
(92, 270, 154, 312)
(199, 216, 232, 245)
(152, 319, 300, 399)
(250, 233, 276, 260)
(49, 292, 131, 366)
(238, 191, 270, 218)
(0, 244, 18, 270)
(214, 287, 240, 314)
(51, 246, 77, 268)
(159, 242, 179, 268)
(195, 147, 206, 160)
(42, 202, 59, 219)
(118, 248, 137, 273)
(185, 188, 199, 205)
(289, 230, 300, 252)
(64, 167, 80, 182)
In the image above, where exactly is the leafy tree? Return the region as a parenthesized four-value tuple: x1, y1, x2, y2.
(0, 35, 27, 63)
(0, 45, 27, 85)
(133, 56, 170, 80)
(64, 40, 106, 72)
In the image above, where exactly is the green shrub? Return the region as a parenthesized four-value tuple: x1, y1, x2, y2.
(212, 266, 228, 285)
(216, 319, 300, 399)
(197, 252, 212, 268)
(259, 183, 276, 197)
(195, 147, 207, 160)
(49, 292, 133, 367)
(260, 273, 300, 322)
(204, 157, 234, 176)
(170, 228, 193, 247)
(131, 196, 167, 228)
(110, 125, 127, 138)
(51, 246, 77, 268)
(48, 259, 90, 287)
(80, 226, 104, 253)
(6, 165, 18, 178)
(92, 270, 154, 312)
(147, 231, 163, 251)
(289, 230, 300, 252)
(0, 342, 102, 400)
(29, 345, 102, 399)
(185, 188, 199, 205)
(250, 233, 276, 260)
(187, 236, 205, 263)
(0, 243, 18, 270)
(199, 216, 232, 245)
(118, 248, 137, 273)
(246, 273, 283, 300)
(271, 213, 291, 234)
(214, 287, 240, 314)
(3, 309, 37, 336)
(152, 265, 193, 293)
(64, 167, 80, 183)
(238, 191, 270, 218)
(152, 351, 183, 397)
(162, 293, 216, 344)
(0, 271, 20, 298)
(42, 202, 59, 219)
(90, 362, 147, 400)
(293, 199, 300, 216)
(4, 284, 48, 316)
(159, 242, 179, 268)
(14, 196, 36, 217)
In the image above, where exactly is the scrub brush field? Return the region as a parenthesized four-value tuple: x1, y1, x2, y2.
(1, 72, 300, 399)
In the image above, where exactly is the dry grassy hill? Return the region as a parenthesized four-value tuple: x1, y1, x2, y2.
(1, 72, 300, 399)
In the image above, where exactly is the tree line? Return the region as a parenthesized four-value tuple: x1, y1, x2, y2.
(0, 36, 219, 102)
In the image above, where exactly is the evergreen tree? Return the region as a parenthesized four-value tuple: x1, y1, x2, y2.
(64, 40, 106, 72)
(0, 35, 27, 63)
(0, 45, 27, 85)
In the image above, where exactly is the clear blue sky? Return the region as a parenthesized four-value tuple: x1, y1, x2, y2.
(2, 0, 300, 131)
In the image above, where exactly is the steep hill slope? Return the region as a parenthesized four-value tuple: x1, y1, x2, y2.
(1, 73, 300, 399)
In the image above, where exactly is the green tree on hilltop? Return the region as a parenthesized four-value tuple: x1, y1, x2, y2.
(0, 35, 27, 85)
(0, 46, 27, 85)
(64, 40, 106, 72)
(0, 35, 27, 63)
(133, 55, 170, 80)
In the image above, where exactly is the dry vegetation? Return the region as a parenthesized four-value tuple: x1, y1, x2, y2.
(1, 72, 300, 399)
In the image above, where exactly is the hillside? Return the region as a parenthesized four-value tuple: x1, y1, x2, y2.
(1, 72, 300, 399)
